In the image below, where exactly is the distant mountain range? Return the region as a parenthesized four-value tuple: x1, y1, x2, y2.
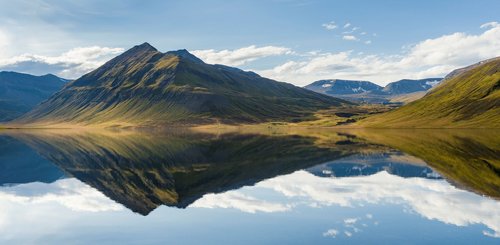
(0, 72, 68, 122)
(15, 43, 348, 127)
(359, 57, 500, 128)
(304, 78, 442, 104)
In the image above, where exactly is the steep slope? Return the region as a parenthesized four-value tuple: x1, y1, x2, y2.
(0, 72, 68, 122)
(360, 57, 500, 128)
(16, 43, 348, 127)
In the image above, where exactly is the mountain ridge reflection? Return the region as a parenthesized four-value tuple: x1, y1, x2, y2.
(1, 128, 498, 216)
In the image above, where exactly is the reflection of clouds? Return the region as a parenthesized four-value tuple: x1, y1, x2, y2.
(0, 179, 123, 212)
(0, 178, 124, 239)
(191, 192, 291, 213)
(193, 170, 500, 238)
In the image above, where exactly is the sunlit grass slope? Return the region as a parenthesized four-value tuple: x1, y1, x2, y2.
(359, 57, 500, 128)
(16, 43, 349, 127)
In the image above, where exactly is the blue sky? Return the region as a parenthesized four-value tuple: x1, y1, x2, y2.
(0, 0, 499, 85)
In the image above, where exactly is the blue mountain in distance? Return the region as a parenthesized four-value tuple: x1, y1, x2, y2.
(305, 78, 442, 104)
(383, 78, 442, 94)
(304, 79, 385, 95)
(0, 71, 69, 122)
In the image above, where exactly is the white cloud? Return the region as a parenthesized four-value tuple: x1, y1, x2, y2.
(191, 45, 292, 66)
(344, 218, 358, 225)
(344, 23, 351, 28)
(322, 21, 337, 30)
(480, 21, 499, 29)
(191, 45, 293, 66)
(0, 46, 124, 78)
(344, 231, 353, 237)
(323, 229, 339, 238)
(190, 191, 291, 213)
(258, 22, 500, 86)
(343, 35, 359, 41)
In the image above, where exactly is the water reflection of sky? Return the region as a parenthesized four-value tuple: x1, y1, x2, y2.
(1, 129, 499, 244)
(0, 169, 498, 244)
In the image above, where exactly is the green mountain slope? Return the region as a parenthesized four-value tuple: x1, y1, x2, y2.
(16, 43, 348, 127)
(359, 57, 500, 128)
(0, 72, 68, 122)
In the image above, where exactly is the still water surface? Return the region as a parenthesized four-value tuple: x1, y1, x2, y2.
(0, 129, 498, 244)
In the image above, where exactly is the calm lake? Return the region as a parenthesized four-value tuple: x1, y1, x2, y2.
(0, 128, 498, 244)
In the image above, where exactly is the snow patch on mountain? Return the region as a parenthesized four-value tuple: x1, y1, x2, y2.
(352, 87, 367, 93)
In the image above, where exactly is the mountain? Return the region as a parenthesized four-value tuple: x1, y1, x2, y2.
(359, 57, 500, 128)
(304, 79, 384, 95)
(304, 79, 385, 103)
(0, 72, 68, 122)
(304, 78, 442, 104)
(15, 43, 348, 127)
(383, 78, 442, 94)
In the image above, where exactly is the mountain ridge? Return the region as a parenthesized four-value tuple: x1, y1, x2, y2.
(304, 78, 442, 104)
(15, 43, 349, 127)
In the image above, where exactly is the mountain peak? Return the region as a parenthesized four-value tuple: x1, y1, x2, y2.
(133, 42, 158, 52)
(119, 42, 159, 57)
(165, 49, 204, 63)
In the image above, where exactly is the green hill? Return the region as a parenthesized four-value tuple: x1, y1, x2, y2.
(359, 57, 500, 128)
(15, 43, 348, 127)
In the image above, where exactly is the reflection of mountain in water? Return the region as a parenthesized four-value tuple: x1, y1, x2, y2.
(351, 130, 500, 199)
(5, 130, 372, 215)
(308, 152, 442, 179)
(1, 128, 498, 215)
(0, 135, 65, 185)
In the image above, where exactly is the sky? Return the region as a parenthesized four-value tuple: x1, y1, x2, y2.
(0, 0, 499, 86)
